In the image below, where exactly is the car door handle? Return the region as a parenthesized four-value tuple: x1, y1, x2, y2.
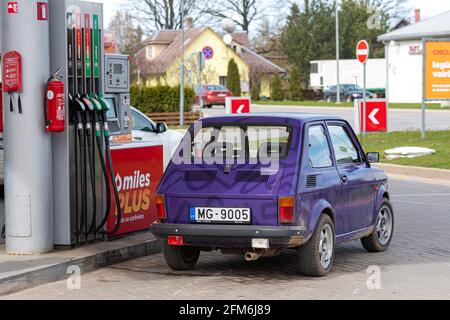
(341, 175, 349, 184)
(134, 136, 143, 141)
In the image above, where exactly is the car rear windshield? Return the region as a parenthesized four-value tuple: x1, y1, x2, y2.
(191, 125, 292, 163)
(206, 85, 227, 91)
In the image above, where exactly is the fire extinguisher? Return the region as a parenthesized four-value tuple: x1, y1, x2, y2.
(44, 68, 66, 133)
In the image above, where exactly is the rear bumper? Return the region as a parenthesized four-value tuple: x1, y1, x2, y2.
(151, 223, 308, 248)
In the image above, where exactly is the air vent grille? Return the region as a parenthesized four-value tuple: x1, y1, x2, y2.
(306, 175, 318, 188)
(235, 171, 270, 183)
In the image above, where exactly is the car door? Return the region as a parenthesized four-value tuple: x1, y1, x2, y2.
(326, 122, 375, 232)
(301, 123, 347, 236)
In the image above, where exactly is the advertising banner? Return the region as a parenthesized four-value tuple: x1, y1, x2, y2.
(425, 41, 450, 100)
(107, 144, 164, 236)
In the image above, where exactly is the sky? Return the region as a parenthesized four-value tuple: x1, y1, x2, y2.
(93, 0, 450, 29)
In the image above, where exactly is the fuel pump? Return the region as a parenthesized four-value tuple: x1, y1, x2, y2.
(50, 0, 124, 246)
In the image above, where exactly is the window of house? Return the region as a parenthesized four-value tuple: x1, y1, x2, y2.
(219, 76, 228, 88)
(311, 63, 319, 74)
(146, 46, 155, 60)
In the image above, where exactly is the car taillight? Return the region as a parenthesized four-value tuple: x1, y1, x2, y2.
(279, 197, 295, 224)
(168, 236, 185, 246)
(156, 195, 166, 221)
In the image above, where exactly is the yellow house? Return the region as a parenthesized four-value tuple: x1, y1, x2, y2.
(134, 28, 286, 98)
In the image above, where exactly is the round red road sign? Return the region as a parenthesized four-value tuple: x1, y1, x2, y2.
(356, 40, 369, 64)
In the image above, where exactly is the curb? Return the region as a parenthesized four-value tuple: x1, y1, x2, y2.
(374, 163, 450, 182)
(0, 238, 161, 297)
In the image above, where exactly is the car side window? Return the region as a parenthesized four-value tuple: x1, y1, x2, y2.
(328, 125, 361, 165)
(308, 125, 333, 168)
(132, 111, 155, 132)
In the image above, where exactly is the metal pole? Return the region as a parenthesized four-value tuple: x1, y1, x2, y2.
(421, 39, 426, 139)
(2, 0, 53, 254)
(198, 52, 204, 118)
(385, 42, 390, 133)
(363, 62, 367, 137)
(180, 1, 185, 127)
(336, 0, 341, 103)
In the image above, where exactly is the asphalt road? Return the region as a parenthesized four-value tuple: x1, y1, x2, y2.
(201, 105, 450, 132)
(3, 176, 450, 300)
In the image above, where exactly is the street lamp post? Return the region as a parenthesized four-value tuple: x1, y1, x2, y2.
(336, 0, 341, 104)
(180, 2, 185, 127)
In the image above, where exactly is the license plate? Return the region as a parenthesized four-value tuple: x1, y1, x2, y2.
(218, 94, 226, 97)
(190, 207, 251, 224)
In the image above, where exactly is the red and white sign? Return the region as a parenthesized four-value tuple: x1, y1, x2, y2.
(226, 97, 251, 114)
(37, 2, 48, 21)
(107, 144, 164, 236)
(355, 99, 388, 133)
(356, 40, 369, 64)
(7, 2, 18, 14)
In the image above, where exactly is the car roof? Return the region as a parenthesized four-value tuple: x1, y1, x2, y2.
(200, 113, 346, 125)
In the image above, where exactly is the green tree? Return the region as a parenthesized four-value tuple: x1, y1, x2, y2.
(288, 66, 303, 101)
(227, 59, 241, 96)
(271, 74, 284, 101)
(281, 0, 391, 87)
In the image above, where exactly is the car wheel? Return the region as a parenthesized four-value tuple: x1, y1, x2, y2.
(162, 241, 200, 271)
(298, 214, 335, 277)
(361, 198, 394, 253)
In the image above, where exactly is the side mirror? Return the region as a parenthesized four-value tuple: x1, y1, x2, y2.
(155, 122, 168, 134)
(366, 152, 380, 163)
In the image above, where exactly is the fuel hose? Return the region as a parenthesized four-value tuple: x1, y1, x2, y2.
(1, 220, 5, 239)
(94, 116, 122, 236)
(85, 116, 97, 238)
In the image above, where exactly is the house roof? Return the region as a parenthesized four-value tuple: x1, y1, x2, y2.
(231, 32, 251, 47)
(135, 28, 286, 77)
(239, 46, 286, 74)
(378, 10, 450, 42)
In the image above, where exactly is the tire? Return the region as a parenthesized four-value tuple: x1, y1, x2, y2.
(361, 198, 394, 253)
(298, 215, 335, 277)
(162, 241, 200, 271)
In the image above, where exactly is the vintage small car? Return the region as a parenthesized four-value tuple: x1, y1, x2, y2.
(151, 114, 394, 277)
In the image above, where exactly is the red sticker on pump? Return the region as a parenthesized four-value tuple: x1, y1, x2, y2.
(7, 2, 18, 14)
(37, 2, 48, 21)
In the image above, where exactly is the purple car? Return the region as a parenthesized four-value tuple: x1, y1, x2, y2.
(151, 114, 394, 277)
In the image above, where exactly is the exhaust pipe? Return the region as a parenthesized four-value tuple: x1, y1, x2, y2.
(245, 251, 264, 262)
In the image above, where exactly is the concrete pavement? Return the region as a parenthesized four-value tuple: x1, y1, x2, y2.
(201, 104, 450, 132)
(4, 176, 450, 300)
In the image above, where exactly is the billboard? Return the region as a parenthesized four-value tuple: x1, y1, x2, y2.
(425, 41, 450, 100)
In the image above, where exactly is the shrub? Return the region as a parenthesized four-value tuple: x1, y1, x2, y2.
(250, 84, 260, 101)
(289, 66, 303, 101)
(227, 59, 241, 96)
(130, 85, 194, 113)
(271, 74, 284, 101)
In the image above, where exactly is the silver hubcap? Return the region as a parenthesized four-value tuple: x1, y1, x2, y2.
(376, 206, 393, 246)
(319, 224, 334, 269)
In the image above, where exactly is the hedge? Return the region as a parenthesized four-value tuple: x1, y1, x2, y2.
(130, 85, 194, 113)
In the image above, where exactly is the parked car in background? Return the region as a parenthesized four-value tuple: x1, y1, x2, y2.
(195, 85, 233, 108)
(151, 113, 394, 277)
(131, 107, 184, 169)
(324, 84, 376, 103)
